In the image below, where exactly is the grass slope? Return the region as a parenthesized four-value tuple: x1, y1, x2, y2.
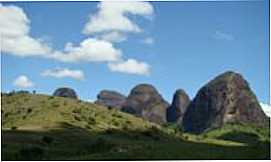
(1, 92, 270, 160)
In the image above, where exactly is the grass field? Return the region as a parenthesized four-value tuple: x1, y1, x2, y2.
(1, 92, 270, 160)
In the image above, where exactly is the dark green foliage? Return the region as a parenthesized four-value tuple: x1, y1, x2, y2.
(27, 108, 32, 113)
(89, 137, 115, 153)
(11, 126, 17, 130)
(112, 113, 122, 118)
(72, 108, 81, 114)
(87, 116, 96, 125)
(48, 96, 54, 100)
(42, 136, 54, 145)
(74, 115, 81, 121)
(19, 146, 44, 160)
(112, 119, 120, 126)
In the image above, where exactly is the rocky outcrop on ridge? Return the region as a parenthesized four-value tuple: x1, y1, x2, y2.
(182, 71, 269, 133)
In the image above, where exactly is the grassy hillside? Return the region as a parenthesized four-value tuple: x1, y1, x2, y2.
(1, 92, 270, 160)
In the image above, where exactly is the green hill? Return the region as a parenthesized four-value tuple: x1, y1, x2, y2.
(1, 92, 270, 160)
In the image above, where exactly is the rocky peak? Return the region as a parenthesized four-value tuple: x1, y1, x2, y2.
(182, 71, 269, 133)
(122, 84, 169, 124)
(95, 90, 126, 109)
(53, 87, 77, 99)
(167, 89, 190, 123)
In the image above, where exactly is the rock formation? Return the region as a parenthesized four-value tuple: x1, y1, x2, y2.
(122, 84, 169, 124)
(167, 89, 190, 123)
(53, 87, 77, 99)
(182, 71, 269, 133)
(95, 90, 126, 110)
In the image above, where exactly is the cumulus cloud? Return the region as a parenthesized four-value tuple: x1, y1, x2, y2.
(48, 38, 122, 62)
(260, 102, 271, 117)
(83, 1, 153, 35)
(142, 37, 154, 45)
(0, 3, 121, 63)
(214, 30, 234, 41)
(108, 59, 150, 76)
(41, 68, 85, 80)
(98, 31, 127, 43)
(0, 3, 51, 56)
(1, 3, 152, 76)
(13, 75, 34, 88)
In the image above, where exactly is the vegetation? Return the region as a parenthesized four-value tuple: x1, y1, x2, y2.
(1, 93, 270, 160)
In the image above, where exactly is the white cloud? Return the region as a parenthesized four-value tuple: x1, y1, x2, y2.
(108, 59, 150, 76)
(260, 102, 271, 117)
(214, 30, 234, 41)
(1, 3, 153, 76)
(48, 38, 122, 62)
(98, 31, 127, 43)
(0, 3, 51, 56)
(41, 68, 85, 81)
(0, 4, 121, 63)
(13, 75, 34, 88)
(142, 37, 154, 45)
(83, 1, 153, 35)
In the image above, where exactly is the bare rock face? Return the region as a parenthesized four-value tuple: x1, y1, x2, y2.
(167, 89, 190, 123)
(182, 71, 269, 134)
(53, 87, 77, 99)
(95, 90, 126, 110)
(122, 84, 169, 124)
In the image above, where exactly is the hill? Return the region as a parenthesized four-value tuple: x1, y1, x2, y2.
(1, 92, 270, 160)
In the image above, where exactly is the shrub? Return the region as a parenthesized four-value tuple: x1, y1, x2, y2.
(74, 115, 81, 121)
(41, 136, 54, 145)
(112, 113, 122, 118)
(88, 117, 96, 125)
(48, 96, 54, 100)
(27, 108, 32, 113)
(11, 126, 17, 130)
(183, 135, 189, 140)
(105, 128, 114, 134)
(126, 120, 132, 124)
(72, 108, 81, 114)
(19, 146, 44, 160)
(112, 119, 120, 126)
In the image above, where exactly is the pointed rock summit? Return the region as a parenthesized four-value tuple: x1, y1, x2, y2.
(182, 71, 269, 133)
(53, 87, 77, 99)
(95, 90, 126, 110)
(122, 84, 169, 124)
(167, 89, 190, 123)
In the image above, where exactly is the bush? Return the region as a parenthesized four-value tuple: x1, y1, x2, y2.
(72, 108, 81, 114)
(41, 136, 54, 145)
(126, 120, 132, 124)
(88, 117, 96, 125)
(74, 115, 81, 121)
(141, 126, 161, 141)
(112, 119, 120, 126)
(19, 146, 44, 160)
(112, 113, 122, 118)
(27, 108, 32, 113)
(48, 96, 54, 100)
(11, 126, 17, 130)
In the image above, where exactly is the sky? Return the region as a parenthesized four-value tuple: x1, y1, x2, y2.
(0, 1, 270, 109)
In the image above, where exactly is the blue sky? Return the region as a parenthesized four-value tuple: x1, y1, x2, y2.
(1, 1, 269, 105)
